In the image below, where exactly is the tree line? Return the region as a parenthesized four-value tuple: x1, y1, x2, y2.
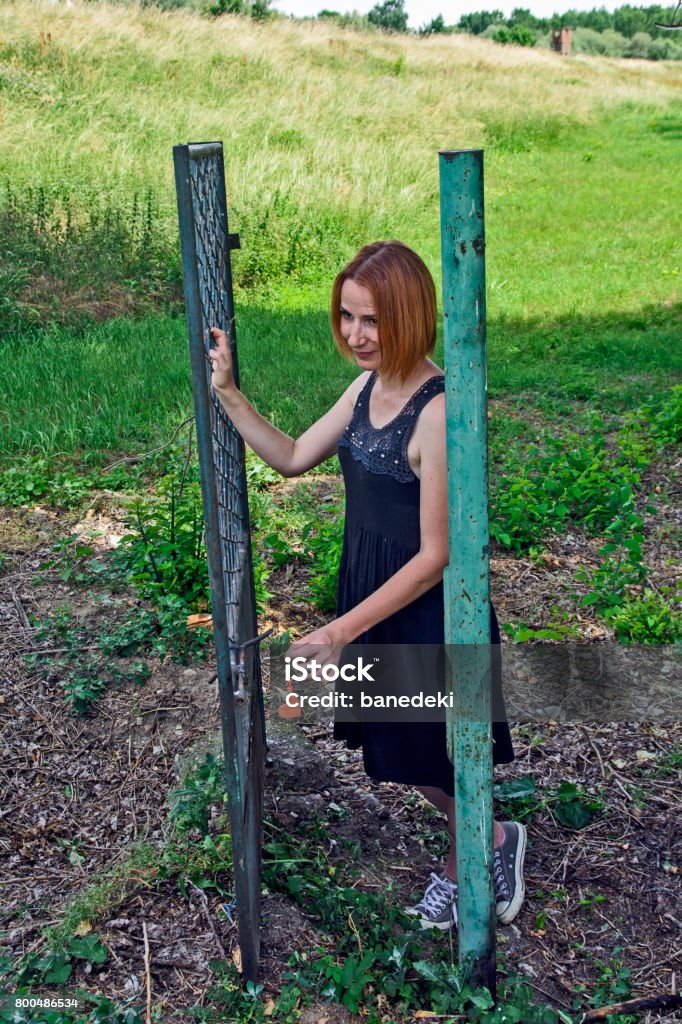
(317, 1, 682, 58)
(455, 4, 679, 39)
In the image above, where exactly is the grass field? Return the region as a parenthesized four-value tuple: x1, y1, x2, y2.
(0, 0, 680, 466)
(0, 0, 675, 460)
(1, 8, 681, 1022)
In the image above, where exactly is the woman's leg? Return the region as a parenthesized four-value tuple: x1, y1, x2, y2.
(416, 785, 506, 881)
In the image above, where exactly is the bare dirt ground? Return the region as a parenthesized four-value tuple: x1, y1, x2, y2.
(0, 496, 680, 1022)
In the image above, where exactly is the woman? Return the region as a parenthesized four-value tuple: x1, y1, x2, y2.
(209, 240, 526, 931)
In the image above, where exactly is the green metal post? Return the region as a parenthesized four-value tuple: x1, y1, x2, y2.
(439, 150, 496, 994)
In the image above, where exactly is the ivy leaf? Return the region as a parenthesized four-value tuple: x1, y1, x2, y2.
(554, 800, 595, 830)
(494, 775, 537, 800)
(67, 934, 108, 964)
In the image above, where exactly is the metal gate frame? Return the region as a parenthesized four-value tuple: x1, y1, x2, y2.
(174, 141, 265, 983)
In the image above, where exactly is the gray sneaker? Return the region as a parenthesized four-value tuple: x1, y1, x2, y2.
(494, 822, 527, 925)
(405, 872, 458, 931)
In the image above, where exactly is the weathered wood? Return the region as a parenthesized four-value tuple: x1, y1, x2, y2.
(582, 992, 682, 1021)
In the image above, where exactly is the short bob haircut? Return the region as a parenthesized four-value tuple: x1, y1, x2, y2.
(330, 241, 437, 384)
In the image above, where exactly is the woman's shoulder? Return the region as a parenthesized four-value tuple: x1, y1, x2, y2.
(412, 374, 445, 435)
(344, 371, 375, 406)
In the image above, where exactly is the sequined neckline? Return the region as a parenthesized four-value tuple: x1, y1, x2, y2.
(364, 372, 445, 432)
(338, 372, 445, 485)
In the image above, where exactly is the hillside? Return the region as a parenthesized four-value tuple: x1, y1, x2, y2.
(1, 0, 680, 321)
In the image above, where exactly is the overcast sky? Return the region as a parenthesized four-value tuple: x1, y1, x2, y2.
(272, 0, 623, 30)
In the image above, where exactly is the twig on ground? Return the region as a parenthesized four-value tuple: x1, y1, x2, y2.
(104, 417, 195, 472)
(186, 879, 227, 959)
(581, 991, 682, 1021)
(142, 919, 152, 1024)
(347, 911, 362, 955)
(9, 588, 36, 645)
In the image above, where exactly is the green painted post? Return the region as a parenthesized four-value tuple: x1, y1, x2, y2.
(439, 150, 496, 994)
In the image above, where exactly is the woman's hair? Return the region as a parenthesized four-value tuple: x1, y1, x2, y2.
(330, 241, 437, 383)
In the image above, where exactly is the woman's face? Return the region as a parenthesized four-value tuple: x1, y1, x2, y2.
(339, 278, 381, 372)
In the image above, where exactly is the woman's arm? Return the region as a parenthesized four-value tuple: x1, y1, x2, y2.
(298, 394, 449, 647)
(209, 327, 364, 477)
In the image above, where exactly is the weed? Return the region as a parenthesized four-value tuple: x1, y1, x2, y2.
(26, 608, 150, 714)
(26, 594, 210, 714)
(552, 781, 603, 830)
(114, 467, 272, 615)
(493, 774, 542, 822)
(114, 473, 209, 608)
(0, 180, 180, 333)
(573, 947, 636, 1023)
(170, 753, 226, 834)
(604, 587, 681, 644)
(0, 459, 93, 508)
(13, 934, 108, 988)
(649, 747, 682, 776)
(494, 775, 603, 829)
(301, 512, 344, 613)
(503, 615, 579, 642)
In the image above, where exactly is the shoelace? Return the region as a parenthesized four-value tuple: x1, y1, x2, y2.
(418, 873, 458, 916)
(493, 850, 510, 899)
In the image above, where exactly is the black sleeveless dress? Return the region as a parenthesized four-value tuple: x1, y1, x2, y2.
(334, 371, 514, 796)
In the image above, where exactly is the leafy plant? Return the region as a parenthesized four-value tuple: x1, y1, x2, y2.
(604, 588, 681, 644)
(414, 959, 494, 1015)
(301, 513, 344, 613)
(551, 781, 603, 830)
(26, 596, 210, 714)
(494, 775, 603, 829)
(493, 775, 542, 822)
(323, 951, 377, 1012)
(170, 753, 226, 835)
(0, 459, 93, 508)
(114, 469, 272, 615)
(114, 473, 209, 608)
(578, 507, 648, 616)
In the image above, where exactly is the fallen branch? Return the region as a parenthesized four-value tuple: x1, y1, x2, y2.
(581, 992, 682, 1021)
(186, 878, 227, 959)
(104, 416, 195, 472)
(142, 920, 152, 1024)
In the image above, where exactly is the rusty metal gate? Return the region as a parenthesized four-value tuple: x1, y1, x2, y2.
(173, 141, 265, 982)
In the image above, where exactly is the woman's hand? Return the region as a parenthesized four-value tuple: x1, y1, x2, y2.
(208, 327, 236, 395)
(289, 622, 348, 670)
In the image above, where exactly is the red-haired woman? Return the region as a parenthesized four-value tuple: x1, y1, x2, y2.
(209, 241, 526, 931)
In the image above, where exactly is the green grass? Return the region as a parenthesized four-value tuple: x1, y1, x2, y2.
(2, 297, 679, 466)
(0, 3, 679, 468)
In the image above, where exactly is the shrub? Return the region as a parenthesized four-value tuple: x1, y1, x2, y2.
(624, 30, 653, 57)
(367, 0, 408, 33)
(605, 589, 681, 644)
(647, 35, 682, 59)
(419, 14, 451, 35)
(492, 24, 537, 47)
(571, 26, 627, 56)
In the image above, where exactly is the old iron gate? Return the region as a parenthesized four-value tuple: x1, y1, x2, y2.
(174, 141, 266, 983)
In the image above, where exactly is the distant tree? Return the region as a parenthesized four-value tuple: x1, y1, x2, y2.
(508, 7, 536, 27)
(624, 28, 653, 51)
(368, 0, 409, 32)
(458, 9, 504, 34)
(317, 8, 340, 16)
(251, 0, 273, 19)
(419, 13, 450, 34)
(580, 6, 613, 31)
(614, 4, 650, 36)
(492, 23, 537, 45)
(208, 0, 246, 15)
